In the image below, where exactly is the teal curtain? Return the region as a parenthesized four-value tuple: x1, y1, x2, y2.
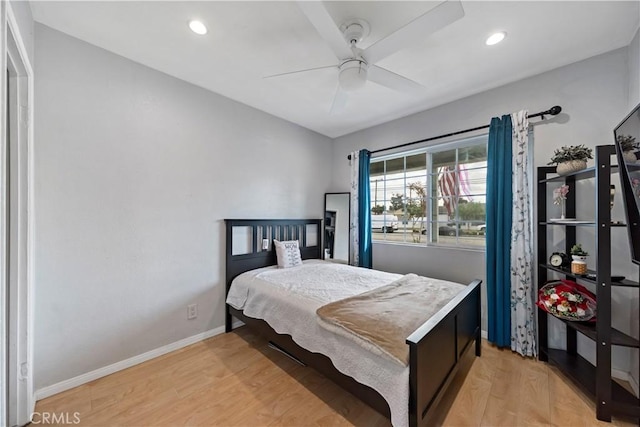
(486, 115, 513, 348)
(358, 150, 372, 268)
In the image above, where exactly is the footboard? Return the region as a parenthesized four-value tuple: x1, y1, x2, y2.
(406, 279, 482, 427)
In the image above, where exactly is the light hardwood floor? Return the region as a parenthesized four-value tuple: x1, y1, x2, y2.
(35, 327, 637, 426)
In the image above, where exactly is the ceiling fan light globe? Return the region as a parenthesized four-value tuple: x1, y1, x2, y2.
(338, 60, 368, 92)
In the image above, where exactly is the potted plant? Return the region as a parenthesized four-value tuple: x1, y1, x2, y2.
(570, 244, 588, 259)
(570, 244, 588, 275)
(617, 135, 638, 163)
(548, 145, 594, 176)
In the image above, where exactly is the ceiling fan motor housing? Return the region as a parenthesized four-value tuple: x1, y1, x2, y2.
(339, 59, 368, 91)
(340, 19, 369, 45)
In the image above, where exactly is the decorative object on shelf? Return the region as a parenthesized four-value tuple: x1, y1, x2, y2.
(633, 178, 640, 198)
(552, 184, 569, 219)
(617, 134, 638, 163)
(548, 145, 594, 175)
(570, 244, 589, 275)
(536, 279, 596, 322)
(549, 252, 570, 268)
(586, 274, 626, 282)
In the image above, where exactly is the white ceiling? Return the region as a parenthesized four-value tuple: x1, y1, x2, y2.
(31, 1, 640, 138)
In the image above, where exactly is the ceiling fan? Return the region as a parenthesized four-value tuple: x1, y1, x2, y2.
(266, 1, 465, 113)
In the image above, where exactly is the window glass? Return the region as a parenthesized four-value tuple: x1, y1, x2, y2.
(370, 135, 487, 248)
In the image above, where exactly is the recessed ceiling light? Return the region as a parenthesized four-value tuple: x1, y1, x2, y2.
(486, 32, 506, 46)
(189, 20, 208, 36)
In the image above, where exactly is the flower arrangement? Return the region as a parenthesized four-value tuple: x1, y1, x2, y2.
(553, 185, 569, 205)
(570, 244, 588, 257)
(618, 135, 638, 152)
(548, 145, 594, 165)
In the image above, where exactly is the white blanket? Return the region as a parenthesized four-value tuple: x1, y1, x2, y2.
(226, 260, 411, 427)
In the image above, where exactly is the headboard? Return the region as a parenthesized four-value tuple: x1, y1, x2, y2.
(224, 218, 322, 331)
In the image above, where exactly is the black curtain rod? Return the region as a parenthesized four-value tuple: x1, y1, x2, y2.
(347, 105, 562, 160)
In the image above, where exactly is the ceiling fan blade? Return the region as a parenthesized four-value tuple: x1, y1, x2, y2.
(368, 65, 426, 94)
(362, 0, 464, 65)
(330, 84, 348, 114)
(297, 1, 353, 61)
(263, 65, 336, 79)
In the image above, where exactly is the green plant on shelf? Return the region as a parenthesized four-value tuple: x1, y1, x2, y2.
(547, 145, 594, 165)
(617, 134, 638, 152)
(570, 244, 588, 256)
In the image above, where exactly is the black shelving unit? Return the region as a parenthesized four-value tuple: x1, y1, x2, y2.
(537, 145, 640, 421)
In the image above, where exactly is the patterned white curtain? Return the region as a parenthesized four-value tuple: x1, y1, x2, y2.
(510, 110, 536, 356)
(349, 151, 360, 266)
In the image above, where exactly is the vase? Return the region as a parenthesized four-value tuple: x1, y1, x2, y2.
(571, 255, 587, 275)
(556, 160, 587, 176)
(623, 150, 638, 163)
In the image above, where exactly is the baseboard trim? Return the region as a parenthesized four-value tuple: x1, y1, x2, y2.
(612, 368, 639, 398)
(34, 326, 225, 401)
(627, 371, 640, 398)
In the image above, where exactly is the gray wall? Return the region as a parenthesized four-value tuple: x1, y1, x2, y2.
(33, 24, 333, 390)
(331, 48, 635, 370)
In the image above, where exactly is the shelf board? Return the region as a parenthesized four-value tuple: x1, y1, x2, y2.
(539, 165, 619, 183)
(540, 221, 595, 227)
(540, 308, 640, 347)
(539, 264, 639, 287)
(544, 349, 639, 409)
(568, 321, 640, 348)
(539, 222, 627, 227)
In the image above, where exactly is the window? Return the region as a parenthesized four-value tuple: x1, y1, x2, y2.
(370, 135, 488, 248)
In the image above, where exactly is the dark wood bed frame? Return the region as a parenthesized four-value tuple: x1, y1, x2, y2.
(224, 218, 482, 427)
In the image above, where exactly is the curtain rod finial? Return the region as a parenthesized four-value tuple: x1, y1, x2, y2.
(549, 106, 562, 116)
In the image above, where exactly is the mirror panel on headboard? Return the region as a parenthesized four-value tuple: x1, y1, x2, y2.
(324, 193, 350, 264)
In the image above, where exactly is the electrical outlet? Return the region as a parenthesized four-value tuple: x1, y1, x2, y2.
(262, 238, 269, 250)
(187, 304, 198, 320)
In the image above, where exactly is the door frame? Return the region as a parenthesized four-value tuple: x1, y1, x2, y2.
(1, 3, 35, 425)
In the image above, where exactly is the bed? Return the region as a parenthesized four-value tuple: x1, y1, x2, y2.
(224, 218, 482, 427)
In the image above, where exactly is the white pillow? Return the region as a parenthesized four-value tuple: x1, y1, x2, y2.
(273, 239, 303, 268)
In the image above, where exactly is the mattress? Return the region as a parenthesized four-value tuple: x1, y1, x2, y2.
(226, 260, 459, 427)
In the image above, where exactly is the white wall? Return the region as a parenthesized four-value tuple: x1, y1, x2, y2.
(332, 48, 635, 362)
(33, 24, 333, 390)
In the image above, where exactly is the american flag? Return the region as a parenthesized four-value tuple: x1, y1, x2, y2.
(438, 165, 473, 218)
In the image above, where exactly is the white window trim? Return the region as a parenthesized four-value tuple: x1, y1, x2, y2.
(1, 4, 35, 425)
